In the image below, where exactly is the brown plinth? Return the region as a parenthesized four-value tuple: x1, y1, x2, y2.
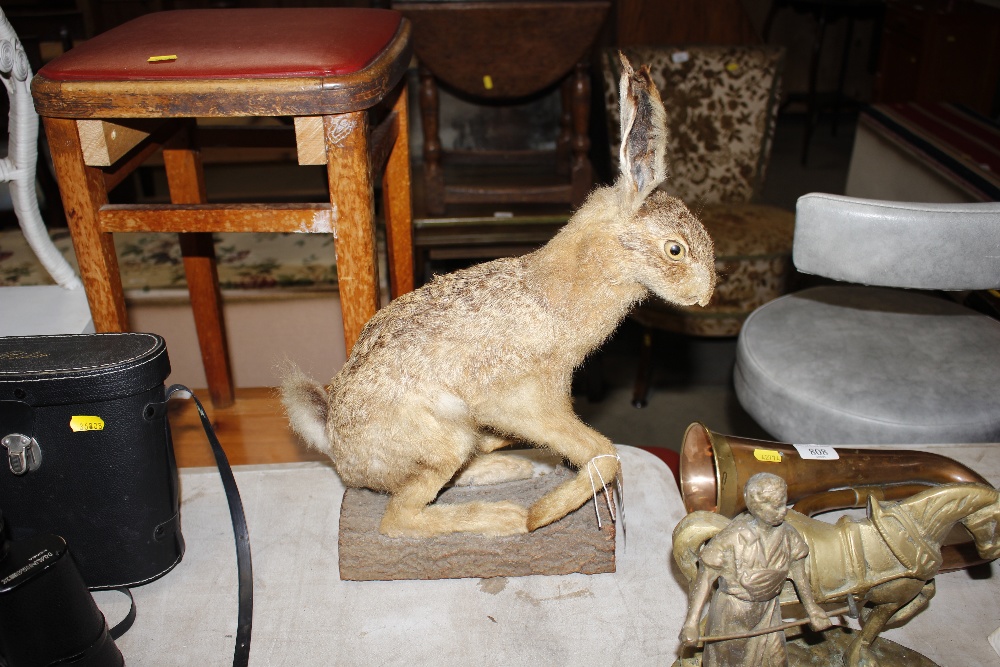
(675, 626, 938, 666)
(338, 467, 617, 581)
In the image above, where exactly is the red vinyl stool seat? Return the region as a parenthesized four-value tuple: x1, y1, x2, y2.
(32, 8, 415, 406)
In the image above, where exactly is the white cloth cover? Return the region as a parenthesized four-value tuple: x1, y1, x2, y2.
(0, 285, 93, 334)
(92, 444, 1000, 666)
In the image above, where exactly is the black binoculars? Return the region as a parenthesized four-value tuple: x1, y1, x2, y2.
(0, 511, 123, 666)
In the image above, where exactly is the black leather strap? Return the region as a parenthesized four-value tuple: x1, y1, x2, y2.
(165, 385, 253, 667)
(108, 588, 137, 640)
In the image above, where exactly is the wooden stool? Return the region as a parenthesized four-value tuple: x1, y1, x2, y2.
(31, 8, 415, 407)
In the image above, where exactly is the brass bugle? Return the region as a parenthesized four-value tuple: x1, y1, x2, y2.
(679, 422, 993, 572)
(679, 422, 991, 516)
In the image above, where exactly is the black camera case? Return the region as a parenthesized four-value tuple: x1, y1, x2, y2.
(0, 333, 183, 589)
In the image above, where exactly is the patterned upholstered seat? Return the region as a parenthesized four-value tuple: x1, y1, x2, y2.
(601, 46, 795, 405)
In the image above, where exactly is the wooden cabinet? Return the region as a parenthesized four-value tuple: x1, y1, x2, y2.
(874, 0, 1000, 115)
(615, 0, 760, 46)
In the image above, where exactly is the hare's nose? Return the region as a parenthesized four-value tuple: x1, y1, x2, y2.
(697, 282, 714, 307)
(698, 268, 717, 307)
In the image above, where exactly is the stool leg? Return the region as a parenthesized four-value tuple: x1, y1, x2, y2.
(418, 66, 445, 216)
(163, 129, 235, 408)
(556, 77, 572, 177)
(382, 84, 415, 300)
(802, 7, 830, 166)
(632, 326, 655, 409)
(569, 61, 593, 209)
(832, 15, 856, 137)
(326, 111, 379, 353)
(762, 0, 786, 43)
(42, 117, 128, 331)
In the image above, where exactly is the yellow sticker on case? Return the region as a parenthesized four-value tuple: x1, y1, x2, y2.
(483, 75, 494, 90)
(70, 416, 105, 432)
(147, 55, 178, 63)
(753, 449, 782, 463)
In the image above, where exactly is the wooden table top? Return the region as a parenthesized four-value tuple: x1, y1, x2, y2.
(168, 387, 326, 468)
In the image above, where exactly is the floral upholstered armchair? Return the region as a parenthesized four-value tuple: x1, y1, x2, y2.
(601, 45, 795, 407)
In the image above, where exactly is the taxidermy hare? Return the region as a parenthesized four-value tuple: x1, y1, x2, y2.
(282, 54, 716, 538)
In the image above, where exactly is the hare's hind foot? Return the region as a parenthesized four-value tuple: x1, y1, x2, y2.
(377, 446, 529, 537)
(527, 454, 620, 531)
(451, 451, 536, 487)
(380, 500, 528, 538)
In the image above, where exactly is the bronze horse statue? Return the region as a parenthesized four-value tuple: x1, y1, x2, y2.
(673, 483, 1000, 666)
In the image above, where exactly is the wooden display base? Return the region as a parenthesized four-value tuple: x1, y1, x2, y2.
(339, 466, 617, 581)
(675, 626, 938, 666)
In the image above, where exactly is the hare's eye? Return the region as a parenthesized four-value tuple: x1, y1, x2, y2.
(664, 240, 686, 260)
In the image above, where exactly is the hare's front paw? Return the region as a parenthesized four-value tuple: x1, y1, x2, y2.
(527, 497, 565, 532)
(485, 501, 531, 536)
(382, 501, 529, 537)
(446, 500, 529, 537)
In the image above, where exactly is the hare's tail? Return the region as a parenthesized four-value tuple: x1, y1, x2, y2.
(279, 362, 332, 452)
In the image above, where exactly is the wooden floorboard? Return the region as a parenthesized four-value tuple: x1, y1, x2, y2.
(168, 387, 326, 467)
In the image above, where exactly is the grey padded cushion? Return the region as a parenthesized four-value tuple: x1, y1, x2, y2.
(793, 194, 1000, 290)
(734, 286, 1000, 444)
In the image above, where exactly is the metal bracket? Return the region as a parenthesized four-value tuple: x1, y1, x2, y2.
(1, 433, 42, 475)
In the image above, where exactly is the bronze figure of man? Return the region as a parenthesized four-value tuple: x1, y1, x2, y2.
(679, 472, 831, 666)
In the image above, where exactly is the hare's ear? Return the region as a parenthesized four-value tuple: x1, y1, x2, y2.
(617, 52, 668, 200)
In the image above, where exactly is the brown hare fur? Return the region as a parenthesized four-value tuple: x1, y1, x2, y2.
(281, 55, 716, 538)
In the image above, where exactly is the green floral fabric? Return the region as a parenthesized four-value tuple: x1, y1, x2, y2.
(1, 229, 338, 292)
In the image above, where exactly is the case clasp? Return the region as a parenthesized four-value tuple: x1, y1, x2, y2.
(1, 434, 42, 475)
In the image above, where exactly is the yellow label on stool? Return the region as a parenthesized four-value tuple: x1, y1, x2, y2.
(753, 449, 782, 463)
(70, 416, 105, 432)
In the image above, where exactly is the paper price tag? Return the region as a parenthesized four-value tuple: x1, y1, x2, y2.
(793, 444, 839, 460)
(70, 416, 105, 432)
